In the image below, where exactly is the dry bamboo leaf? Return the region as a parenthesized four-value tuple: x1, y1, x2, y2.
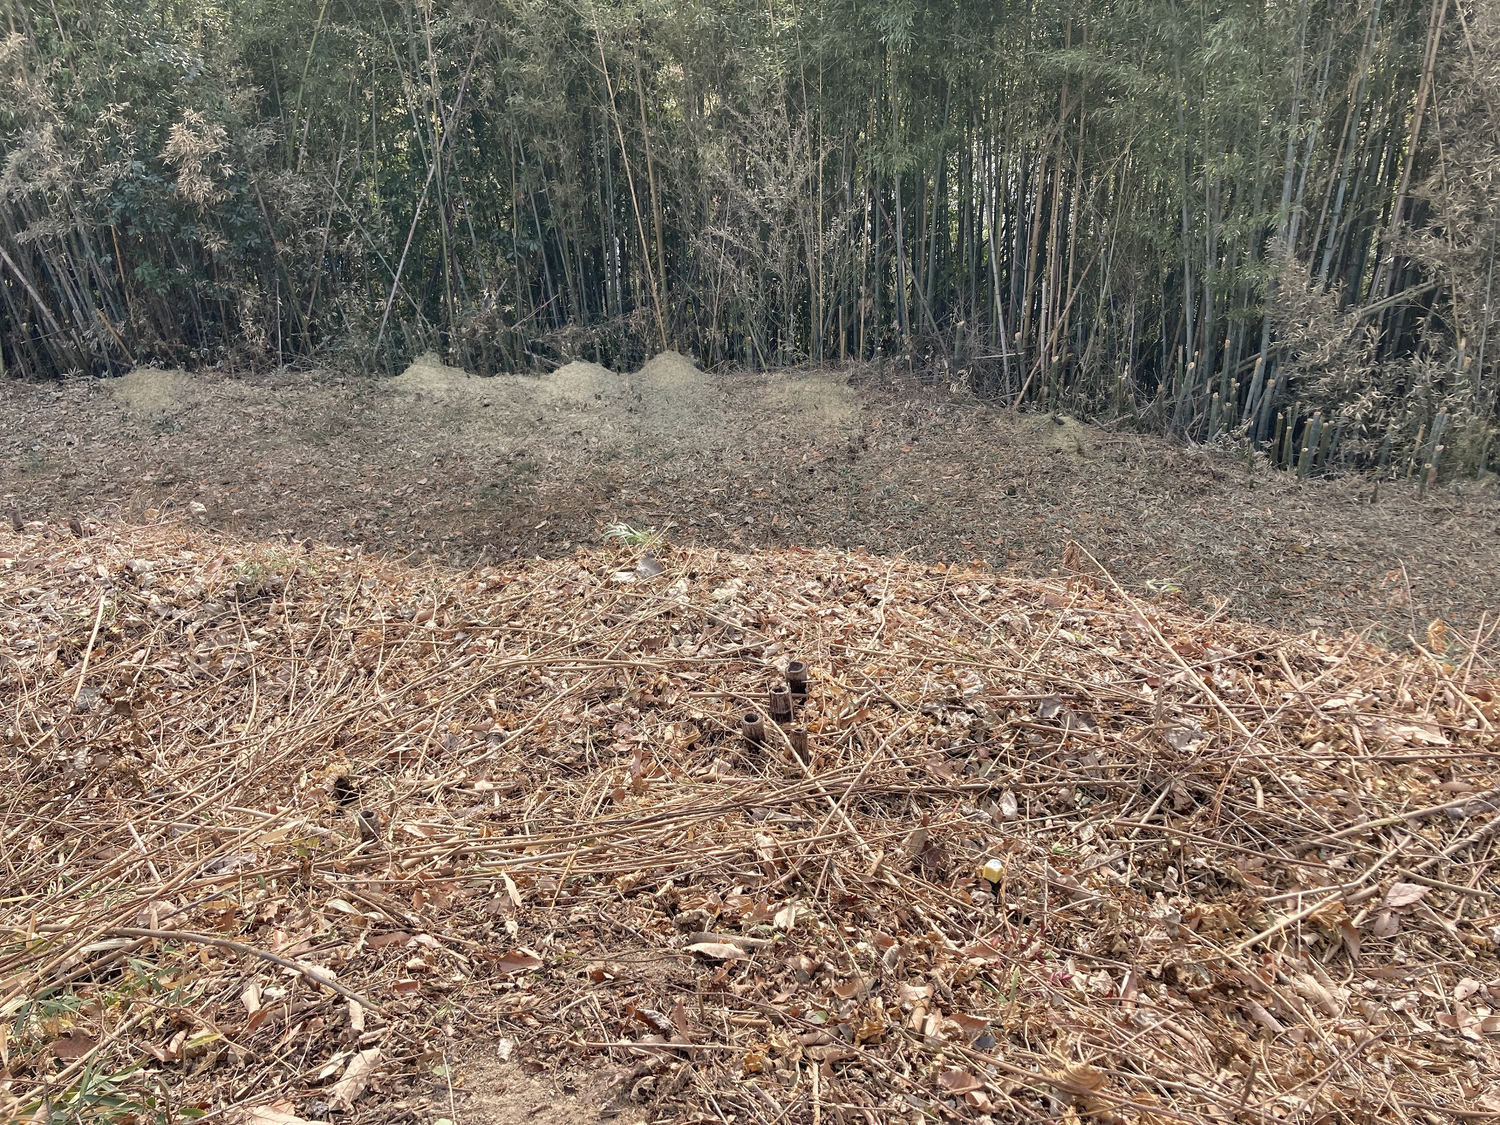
(1292, 973, 1341, 1017)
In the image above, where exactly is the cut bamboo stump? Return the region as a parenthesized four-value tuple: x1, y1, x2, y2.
(768, 682, 793, 725)
(788, 727, 810, 765)
(741, 712, 766, 745)
(786, 660, 809, 699)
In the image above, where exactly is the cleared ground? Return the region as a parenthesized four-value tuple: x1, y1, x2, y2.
(2, 355, 1498, 654)
(3, 522, 1497, 1124)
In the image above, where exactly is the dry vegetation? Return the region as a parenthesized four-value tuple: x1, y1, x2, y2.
(2, 517, 1499, 1125)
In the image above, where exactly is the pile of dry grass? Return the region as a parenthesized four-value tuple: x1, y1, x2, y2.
(1, 519, 1497, 1125)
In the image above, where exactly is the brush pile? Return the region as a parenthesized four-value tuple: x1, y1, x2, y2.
(2, 520, 1498, 1125)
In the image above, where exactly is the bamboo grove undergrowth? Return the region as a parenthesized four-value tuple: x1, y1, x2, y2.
(2, 0, 1497, 477)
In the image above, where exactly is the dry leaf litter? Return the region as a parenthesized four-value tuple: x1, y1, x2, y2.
(1, 519, 1498, 1125)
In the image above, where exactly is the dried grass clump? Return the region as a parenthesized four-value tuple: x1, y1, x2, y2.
(1, 520, 1498, 1124)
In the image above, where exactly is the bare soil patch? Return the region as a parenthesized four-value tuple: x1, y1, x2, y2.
(454, 1051, 635, 1125)
(2, 359, 1498, 652)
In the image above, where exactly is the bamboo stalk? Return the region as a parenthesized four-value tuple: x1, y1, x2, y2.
(594, 15, 667, 352)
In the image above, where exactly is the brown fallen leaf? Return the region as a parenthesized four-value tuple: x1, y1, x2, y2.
(804, 1044, 855, 1066)
(367, 931, 413, 950)
(831, 976, 869, 1000)
(670, 998, 693, 1042)
(1339, 918, 1361, 959)
(502, 872, 524, 910)
(48, 1032, 96, 1060)
(1382, 882, 1429, 909)
(1052, 1061, 1109, 1110)
(1436, 1006, 1491, 1041)
(245, 1003, 284, 1033)
(1455, 978, 1484, 1002)
(896, 981, 933, 1007)
(328, 1046, 381, 1111)
(947, 1011, 990, 1042)
(1291, 972, 1341, 1017)
(240, 981, 262, 1015)
(495, 949, 543, 973)
(938, 1067, 982, 1094)
(628, 1033, 673, 1058)
(685, 942, 749, 961)
(1383, 722, 1450, 747)
(679, 930, 772, 951)
(965, 1089, 998, 1112)
(854, 1015, 887, 1045)
(240, 1103, 314, 1125)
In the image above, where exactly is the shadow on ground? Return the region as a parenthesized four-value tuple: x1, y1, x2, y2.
(4, 355, 1498, 651)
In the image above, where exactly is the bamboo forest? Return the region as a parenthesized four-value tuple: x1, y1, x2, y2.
(1, 0, 1495, 475)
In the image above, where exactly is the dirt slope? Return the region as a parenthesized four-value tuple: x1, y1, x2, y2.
(2, 357, 1498, 653)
